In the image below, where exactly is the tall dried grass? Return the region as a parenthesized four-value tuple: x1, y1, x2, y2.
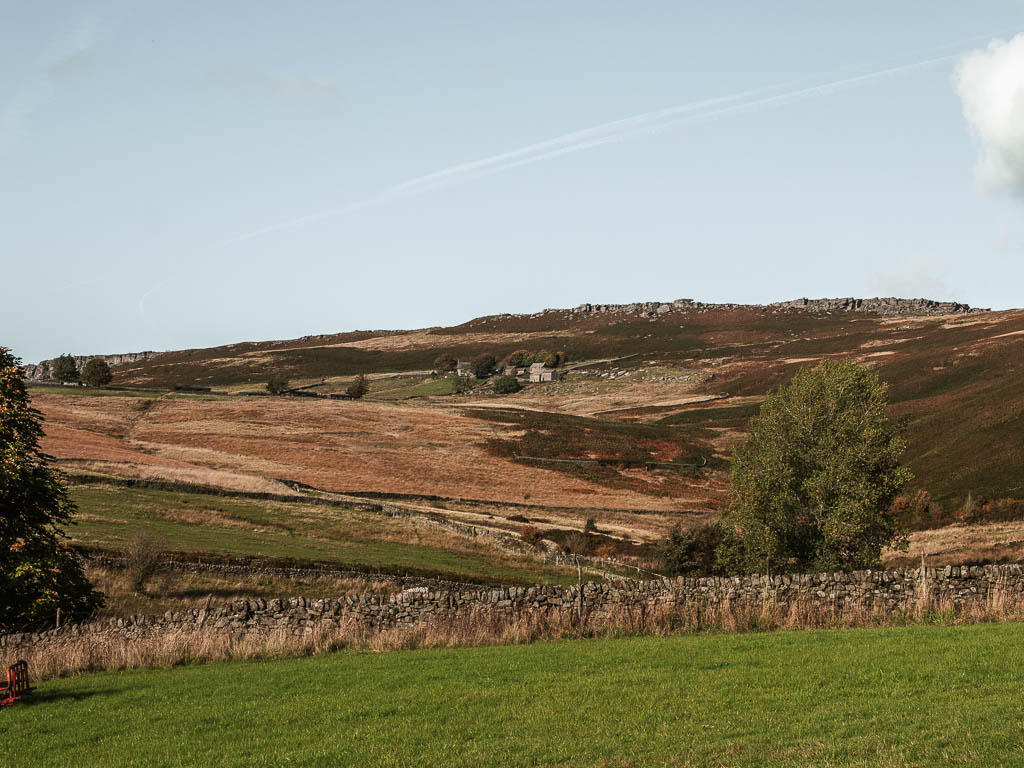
(8, 589, 1024, 682)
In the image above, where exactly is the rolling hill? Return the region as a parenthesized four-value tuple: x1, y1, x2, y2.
(21, 297, 1024, 565)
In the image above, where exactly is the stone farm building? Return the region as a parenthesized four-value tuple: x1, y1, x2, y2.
(456, 361, 474, 377)
(529, 362, 559, 382)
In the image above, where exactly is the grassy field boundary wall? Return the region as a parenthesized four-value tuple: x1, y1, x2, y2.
(6, 563, 1023, 654)
(66, 473, 391, 512)
(67, 472, 667, 517)
(84, 555, 494, 592)
(308, 485, 671, 516)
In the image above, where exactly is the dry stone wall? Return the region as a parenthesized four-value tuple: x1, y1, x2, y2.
(4, 564, 1022, 651)
(84, 555, 489, 592)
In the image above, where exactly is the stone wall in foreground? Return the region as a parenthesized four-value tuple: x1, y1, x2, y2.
(4, 564, 1021, 650)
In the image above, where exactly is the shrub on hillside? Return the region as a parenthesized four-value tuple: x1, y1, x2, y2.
(125, 531, 166, 593)
(81, 357, 113, 387)
(661, 522, 733, 577)
(520, 524, 543, 547)
(433, 354, 457, 374)
(266, 373, 290, 395)
(890, 490, 952, 531)
(493, 375, 521, 395)
(562, 532, 592, 556)
(472, 354, 497, 379)
(346, 374, 369, 399)
(51, 353, 79, 383)
(964, 498, 1024, 525)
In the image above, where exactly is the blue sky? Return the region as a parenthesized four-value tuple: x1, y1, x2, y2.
(3, 1, 1024, 362)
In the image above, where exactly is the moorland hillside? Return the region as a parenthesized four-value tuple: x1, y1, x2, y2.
(30, 297, 1023, 512)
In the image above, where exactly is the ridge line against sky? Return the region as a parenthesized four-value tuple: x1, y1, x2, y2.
(130, 27, 1023, 318)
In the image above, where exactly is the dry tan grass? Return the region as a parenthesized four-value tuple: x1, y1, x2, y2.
(59, 460, 293, 496)
(36, 394, 710, 513)
(464, 375, 711, 418)
(265, 329, 568, 353)
(884, 521, 1024, 569)
(9, 590, 1024, 682)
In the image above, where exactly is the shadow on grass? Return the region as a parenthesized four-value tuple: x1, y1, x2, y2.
(14, 687, 118, 707)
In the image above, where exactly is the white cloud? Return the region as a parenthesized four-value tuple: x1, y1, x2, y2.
(954, 34, 1024, 196)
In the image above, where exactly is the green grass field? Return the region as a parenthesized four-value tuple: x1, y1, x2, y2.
(5, 623, 1023, 766)
(68, 484, 572, 585)
(26, 384, 164, 398)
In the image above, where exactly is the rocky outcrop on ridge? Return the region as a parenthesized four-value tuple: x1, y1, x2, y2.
(23, 351, 160, 381)
(566, 297, 986, 319)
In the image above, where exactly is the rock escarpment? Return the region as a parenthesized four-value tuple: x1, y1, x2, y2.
(22, 351, 160, 381)
(567, 297, 986, 319)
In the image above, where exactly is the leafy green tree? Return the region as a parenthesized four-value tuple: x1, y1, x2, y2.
(80, 357, 113, 387)
(50, 353, 79, 383)
(0, 348, 103, 631)
(493, 375, 521, 395)
(721, 359, 911, 574)
(266, 373, 290, 394)
(433, 354, 457, 374)
(505, 350, 532, 368)
(346, 373, 369, 399)
(472, 354, 497, 379)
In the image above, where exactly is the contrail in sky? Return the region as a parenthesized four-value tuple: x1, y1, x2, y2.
(213, 34, 1016, 249)
(135, 27, 1020, 314)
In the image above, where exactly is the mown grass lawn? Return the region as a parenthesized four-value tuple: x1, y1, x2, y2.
(6, 623, 1024, 767)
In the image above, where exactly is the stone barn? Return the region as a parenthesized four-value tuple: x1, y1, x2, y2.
(529, 362, 559, 382)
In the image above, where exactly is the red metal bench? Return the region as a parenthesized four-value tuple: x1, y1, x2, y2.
(0, 661, 32, 707)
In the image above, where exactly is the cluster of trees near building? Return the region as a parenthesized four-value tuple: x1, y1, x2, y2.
(433, 349, 568, 396)
(433, 349, 568, 378)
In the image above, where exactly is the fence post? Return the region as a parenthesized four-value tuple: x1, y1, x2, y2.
(574, 555, 584, 621)
(919, 553, 928, 613)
